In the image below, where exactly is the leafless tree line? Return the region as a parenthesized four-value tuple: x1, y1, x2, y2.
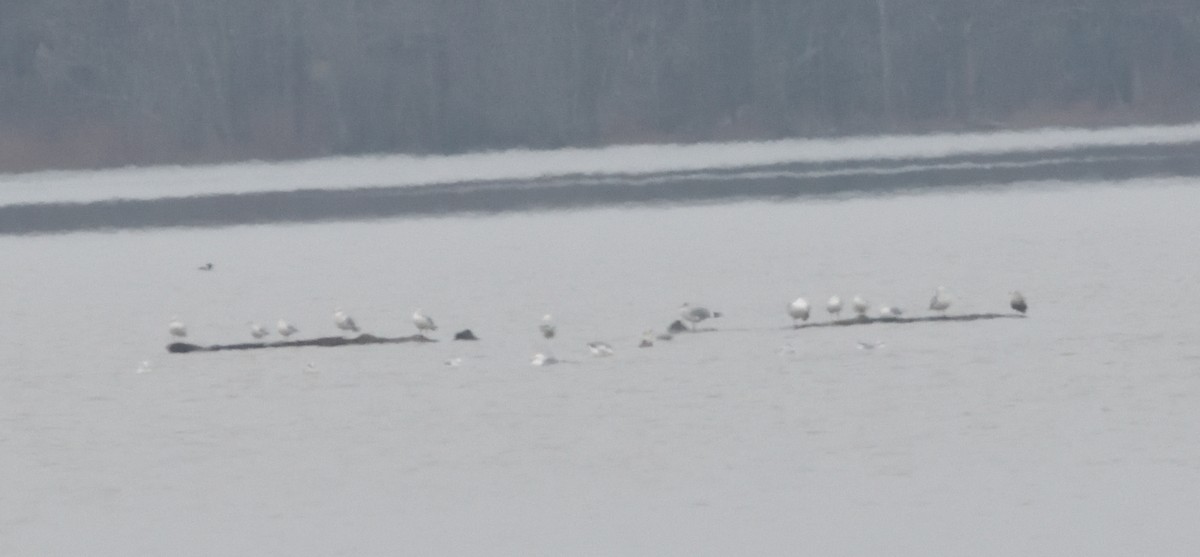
(2, 0, 1199, 171)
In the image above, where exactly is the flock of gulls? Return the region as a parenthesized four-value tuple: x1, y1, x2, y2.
(166, 278, 1029, 366)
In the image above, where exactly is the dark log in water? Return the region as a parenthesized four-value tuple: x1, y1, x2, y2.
(168, 333, 435, 354)
(790, 313, 1025, 330)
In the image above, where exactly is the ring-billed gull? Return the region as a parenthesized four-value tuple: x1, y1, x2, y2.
(249, 322, 269, 339)
(277, 319, 299, 337)
(788, 297, 810, 327)
(1010, 291, 1027, 314)
(413, 309, 437, 336)
(334, 309, 359, 333)
(929, 286, 952, 315)
(540, 314, 556, 339)
(852, 295, 869, 317)
(826, 296, 842, 319)
(168, 317, 187, 338)
(679, 302, 721, 331)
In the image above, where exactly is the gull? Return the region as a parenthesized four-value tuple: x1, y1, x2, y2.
(168, 317, 187, 338)
(539, 314, 556, 339)
(1010, 291, 1027, 314)
(788, 297, 810, 327)
(277, 319, 299, 338)
(249, 322, 269, 339)
(879, 306, 904, 318)
(679, 302, 721, 331)
(136, 360, 153, 374)
(639, 331, 655, 348)
(588, 342, 614, 357)
(413, 309, 437, 336)
(929, 286, 952, 315)
(826, 296, 843, 319)
(531, 352, 559, 366)
(334, 308, 359, 333)
(852, 295, 869, 317)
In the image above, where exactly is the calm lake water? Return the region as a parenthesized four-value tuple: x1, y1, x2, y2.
(3, 134, 1200, 555)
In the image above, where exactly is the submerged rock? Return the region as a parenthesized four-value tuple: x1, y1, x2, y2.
(454, 329, 479, 341)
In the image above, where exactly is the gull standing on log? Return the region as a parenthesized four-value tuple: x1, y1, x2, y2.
(168, 317, 187, 338)
(1010, 291, 1027, 314)
(540, 314, 556, 339)
(277, 319, 299, 338)
(249, 322, 269, 339)
(827, 296, 842, 320)
(852, 295, 869, 317)
(929, 286, 952, 316)
(679, 302, 721, 331)
(334, 308, 359, 333)
(413, 309, 437, 336)
(788, 297, 810, 327)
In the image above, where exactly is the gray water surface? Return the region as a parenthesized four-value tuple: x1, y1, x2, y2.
(3, 174, 1200, 555)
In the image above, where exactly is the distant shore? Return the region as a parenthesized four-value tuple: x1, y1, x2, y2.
(4, 131, 1200, 236)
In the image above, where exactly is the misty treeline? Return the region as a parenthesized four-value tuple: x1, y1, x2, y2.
(3, 0, 1200, 171)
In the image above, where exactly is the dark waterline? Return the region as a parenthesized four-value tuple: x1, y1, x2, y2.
(4, 142, 1200, 236)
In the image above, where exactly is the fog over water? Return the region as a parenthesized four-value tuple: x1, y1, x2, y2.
(3, 126, 1200, 555)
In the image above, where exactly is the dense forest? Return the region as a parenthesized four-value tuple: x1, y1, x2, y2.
(2, 0, 1200, 172)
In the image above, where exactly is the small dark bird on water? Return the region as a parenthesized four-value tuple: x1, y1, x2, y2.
(1010, 291, 1027, 314)
(198, 263, 213, 271)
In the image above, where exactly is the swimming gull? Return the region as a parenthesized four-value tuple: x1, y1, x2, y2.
(788, 297, 810, 327)
(827, 296, 843, 320)
(277, 319, 299, 337)
(413, 309, 437, 336)
(852, 295, 869, 317)
(929, 286, 952, 315)
(1010, 291, 1027, 314)
(679, 302, 721, 331)
(540, 314, 556, 339)
(531, 352, 559, 366)
(168, 317, 187, 338)
(249, 322, 270, 339)
(333, 309, 359, 333)
(588, 341, 614, 357)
